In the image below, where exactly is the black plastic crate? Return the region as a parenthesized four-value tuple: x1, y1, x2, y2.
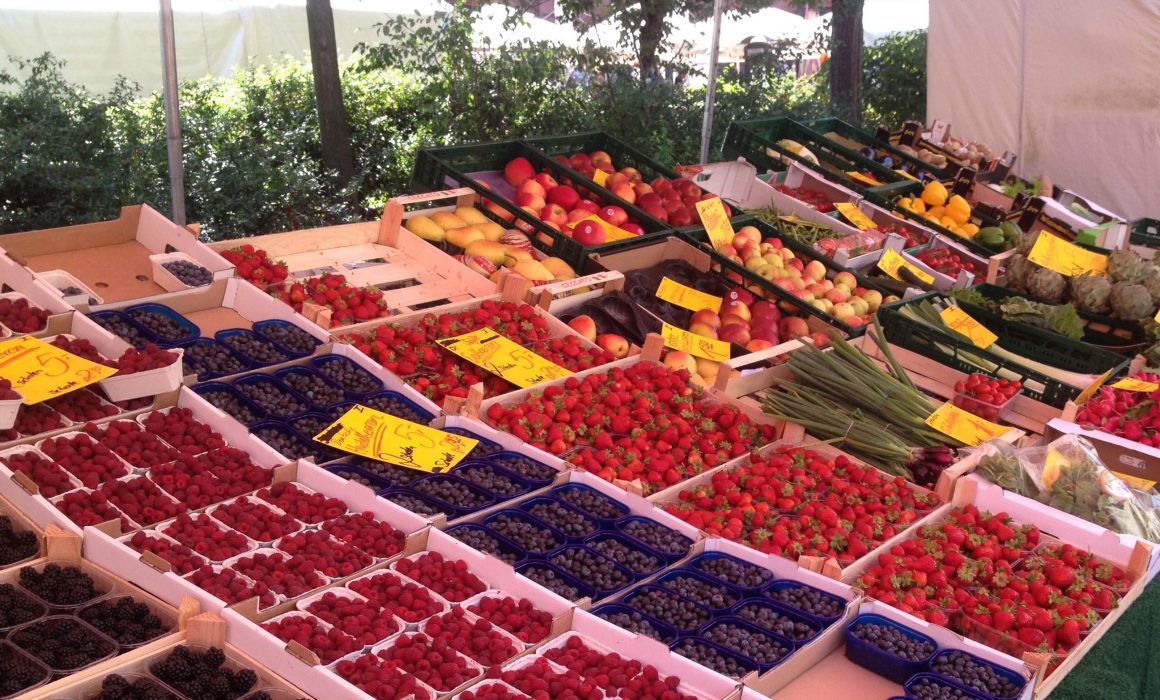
(1130, 218, 1160, 248)
(806, 117, 956, 180)
(863, 179, 1000, 258)
(410, 139, 673, 270)
(721, 117, 905, 193)
(877, 292, 1129, 407)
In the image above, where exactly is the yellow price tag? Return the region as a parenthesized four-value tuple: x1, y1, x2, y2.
(877, 248, 935, 284)
(694, 198, 735, 252)
(846, 171, 884, 187)
(661, 322, 730, 361)
(437, 327, 571, 388)
(314, 405, 477, 473)
(575, 215, 637, 242)
(1111, 377, 1160, 392)
(895, 169, 920, 182)
(1154, 309, 1160, 324)
(939, 307, 998, 349)
(1075, 368, 1115, 405)
(592, 169, 609, 186)
(1114, 472, 1156, 491)
(834, 202, 877, 231)
(924, 401, 1010, 446)
(656, 277, 722, 313)
(1027, 233, 1108, 277)
(0, 336, 117, 404)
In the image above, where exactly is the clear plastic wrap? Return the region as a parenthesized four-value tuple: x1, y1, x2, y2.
(813, 229, 887, 259)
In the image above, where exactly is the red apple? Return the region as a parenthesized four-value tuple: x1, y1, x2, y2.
(662, 198, 685, 214)
(595, 333, 629, 358)
(572, 219, 607, 246)
(515, 192, 545, 212)
(668, 208, 694, 227)
(650, 177, 673, 193)
(718, 323, 751, 346)
(547, 185, 580, 210)
(633, 182, 653, 198)
(504, 157, 536, 187)
(574, 199, 600, 214)
(540, 204, 568, 227)
(566, 209, 592, 226)
(751, 300, 781, 322)
(690, 309, 722, 328)
(620, 223, 645, 235)
(606, 172, 629, 190)
(611, 184, 637, 205)
(599, 206, 628, 227)
(590, 150, 613, 168)
(619, 167, 642, 182)
(746, 339, 775, 352)
(641, 204, 669, 223)
(534, 172, 558, 190)
(637, 192, 663, 209)
(720, 299, 751, 322)
(569, 153, 592, 170)
(567, 314, 597, 342)
(726, 287, 755, 306)
(552, 155, 570, 166)
(779, 316, 811, 339)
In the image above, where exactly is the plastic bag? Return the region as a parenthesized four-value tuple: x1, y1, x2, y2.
(974, 435, 1160, 542)
(813, 228, 887, 259)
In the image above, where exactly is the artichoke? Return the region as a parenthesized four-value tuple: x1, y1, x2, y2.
(1069, 273, 1112, 314)
(1108, 249, 1153, 284)
(1109, 282, 1155, 320)
(1027, 267, 1067, 303)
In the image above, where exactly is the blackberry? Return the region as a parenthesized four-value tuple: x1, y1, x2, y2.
(909, 676, 987, 700)
(279, 371, 343, 405)
(621, 519, 692, 556)
(80, 597, 169, 646)
(734, 602, 817, 641)
(93, 314, 148, 347)
(60, 285, 83, 296)
(447, 527, 520, 565)
(151, 646, 258, 700)
(693, 556, 772, 589)
(765, 584, 844, 619)
(702, 621, 791, 667)
(660, 573, 736, 609)
(850, 622, 934, 661)
(412, 476, 489, 510)
(19, 563, 105, 606)
(362, 394, 428, 422)
(671, 639, 750, 678)
(555, 487, 624, 520)
(520, 565, 581, 601)
(526, 501, 595, 538)
(11, 616, 116, 670)
(94, 673, 179, 700)
(0, 644, 48, 696)
(488, 454, 555, 482)
(594, 609, 669, 642)
(455, 464, 524, 496)
(0, 516, 39, 565)
(587, 536, 660, 575)
(128, 308, 193, 343)
(932, 651, 1022, 698)
(198, 389, 259, 424)
(162, 260, 213, 287)
(0, 583, 45, 628)
(234, 380, 306, 417)
(488, 513, 561, 553)
(383, 492, 443, 517)
(315, 358, 382, 395)
(627, 588, 709, 630)
(256, 323, 318, 355)
(184, 342, 246, 378)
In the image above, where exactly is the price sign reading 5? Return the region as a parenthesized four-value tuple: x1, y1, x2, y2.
(0, 336, 117, 404)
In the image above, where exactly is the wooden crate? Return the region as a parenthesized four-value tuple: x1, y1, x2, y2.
(209, 189, 499, 327)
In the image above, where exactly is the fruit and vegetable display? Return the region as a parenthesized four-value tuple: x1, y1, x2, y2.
(895, 182, 984, 243)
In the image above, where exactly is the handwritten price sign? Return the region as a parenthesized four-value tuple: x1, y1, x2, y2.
(437, 328, 572, 388)
(313, 405, 477, 473)
(1027, 233, 1108, 277)
(939, 307, 998, 349)
(877, 248, 935, 284)
(694, 198, 735, 252)
(656, 277, 722, 313)
(0, 336, 117, 404)
(661, 322, 730, 362)
(834, 202, 877, 231)
(925, 401, 1010, 446)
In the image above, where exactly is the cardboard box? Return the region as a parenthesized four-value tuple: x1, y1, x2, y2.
(0, 204, 233, 305)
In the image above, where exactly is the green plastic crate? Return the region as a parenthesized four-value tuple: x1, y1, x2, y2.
(409, 139, 672, 270)
(1130, 218, 1160, 248)
(877, 291, 1130, 407)
(806, 117, 956, 181)
(721, 117, 905, 193)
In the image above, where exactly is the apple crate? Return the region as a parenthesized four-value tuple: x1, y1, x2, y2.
(410, 138, 673, 271)
(209, 191, 498, 329)
(720, 116, 906, 194)
(806, 117, 958, 181)
(0, 204, 233, 305)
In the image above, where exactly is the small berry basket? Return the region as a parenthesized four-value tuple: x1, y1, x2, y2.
(952, 374, 1022, 422)
(150, 252, 214, 292)
(0, 385, 23, 431)
(98, 347, 184, 402)
(844, 613, 938, 684)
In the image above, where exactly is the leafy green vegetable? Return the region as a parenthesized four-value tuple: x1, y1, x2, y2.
(999, 297, 1085, 340)
(945, 287, 997, 310)
(1001, 177, 1042, 199)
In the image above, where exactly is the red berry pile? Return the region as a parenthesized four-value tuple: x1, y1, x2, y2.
(39, 432, 130, 488)
(100, 476, 185, 526)
(915, 246, 984, 276)
(541, 635, 699, 700)
(90, 420, 180, 469)
(878, 221, 929, 248)
(493, 656, 601, 700)
(321, 512, 406, 559)
(3, 449, 76, 497)
(270, 273, 389, 326)
(952, 374, 1021, 420)
(334, 654, 432, 700)
(486, 363, 778, 493)
(1074, 372, 1160, 447)
(339, 300, 614, 403)
(0, 404, 65, 440)
(211, 496, 302, 543)
(0, 378, 19, 401)
(230, 551, 327, 599)
(184, 565, 278, 609)
(149, 457, 235, 510)
(221, 244, 289, 286)
(114, 344, 179, 375)
(49, 335, 113, 366)
(257, 482, 347, 524)
(276, 530, 372, 579)
(198, 448, 274, 493)
(775, 185, 835, 212)
(347, 571, 447, 623)
(394, 551, 486, 603)
(422, 607, 521, 666)
(459, 682, 529, 700)
(125, 532, 207, 574)
(262, 613, 362, 664)
(304, 591, 401, 645)
(468, 595, 553, 644)
(374, 632, 481, 691)
(163, 513, 252, 561)
(0, 297, 50, 333)
(45, 389, 119, 422)
(54, 489, 132, 529)
(661, 446, 940, 565)
(140, 408, 226, 455)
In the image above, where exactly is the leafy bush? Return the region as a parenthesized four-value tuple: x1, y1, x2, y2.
(862, 30, 927, 127)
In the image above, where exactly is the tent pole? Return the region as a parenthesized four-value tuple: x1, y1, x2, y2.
(159, 0, 186, 225)
(699, 0, 724, 164)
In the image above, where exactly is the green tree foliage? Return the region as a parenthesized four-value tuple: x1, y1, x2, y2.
(862, 29, 927, 127)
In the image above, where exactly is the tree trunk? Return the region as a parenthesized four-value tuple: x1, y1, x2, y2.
(638, 0, 666, 85)
(306, 0, 354, 182)
(829, 0, 864, 123)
